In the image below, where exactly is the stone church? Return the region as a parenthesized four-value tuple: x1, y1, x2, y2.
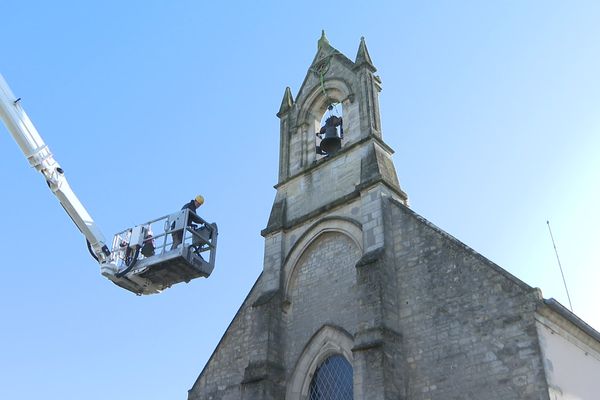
(188, 34, 600, 400)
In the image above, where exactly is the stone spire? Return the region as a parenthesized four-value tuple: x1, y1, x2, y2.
(277, 87, 294, 118)
(355, 36, 376, 71)
(317, 29, 330, 49)
(310, 30, 341, 70)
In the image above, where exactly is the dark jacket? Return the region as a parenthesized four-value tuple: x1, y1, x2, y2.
(182, 200, 202, 225)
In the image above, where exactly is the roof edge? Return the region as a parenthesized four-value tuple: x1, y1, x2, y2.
(542, 298, 600, 343)
(188, 272, 264, 394)
(387, 197, 533, 292)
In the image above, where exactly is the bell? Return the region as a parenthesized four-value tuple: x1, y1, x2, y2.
(319, 126, 341, 154)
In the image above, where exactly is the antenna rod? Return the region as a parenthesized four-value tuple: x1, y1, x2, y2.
(546, 220, 574, 312)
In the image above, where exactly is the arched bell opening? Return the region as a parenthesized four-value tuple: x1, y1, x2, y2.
(315, 101, 344, 158)
(296, 77, 353, 165)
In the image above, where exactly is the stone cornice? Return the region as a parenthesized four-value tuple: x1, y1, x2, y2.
(274, 134, 395, 190)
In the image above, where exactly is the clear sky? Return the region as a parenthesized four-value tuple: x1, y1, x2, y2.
(1, 1, 599, 399)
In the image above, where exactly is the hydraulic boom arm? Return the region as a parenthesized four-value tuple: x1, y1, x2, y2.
(0, 73, 111, 263)
(1, 73, 218, 295)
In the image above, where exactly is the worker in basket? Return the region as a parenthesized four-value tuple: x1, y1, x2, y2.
(141, 227, 155, 257)
(171, 195, 204, 250)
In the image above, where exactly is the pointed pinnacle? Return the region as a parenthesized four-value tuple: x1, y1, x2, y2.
(318, 30, 330, 49)
(355, 36, 376, 71)
(277, 86, 294, 118)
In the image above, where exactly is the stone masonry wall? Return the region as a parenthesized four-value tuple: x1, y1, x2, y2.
(189, 194, 559, 400)
(387, 199, 550, 400)
(284, 231, 361, 372)
(188, 278, 263, 400)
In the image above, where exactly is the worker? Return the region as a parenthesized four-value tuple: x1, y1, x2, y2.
(171, 195, 204, 249)
(140, 227, 155, 257)
(316, 115, 343, 155)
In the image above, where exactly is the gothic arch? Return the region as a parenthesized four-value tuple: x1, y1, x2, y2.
(286, 325, 354, 400)
(295, 79, 354, 147)
(282, 217, 363, 301)
(296, 77, 354, 126)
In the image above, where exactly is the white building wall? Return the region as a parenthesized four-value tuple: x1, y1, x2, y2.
(536, 316, 600, 400)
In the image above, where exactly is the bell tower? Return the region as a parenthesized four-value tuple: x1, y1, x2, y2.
(261, 32, 408, 291)
(275, 31, 398, 182)
(239, 33, 409, 399)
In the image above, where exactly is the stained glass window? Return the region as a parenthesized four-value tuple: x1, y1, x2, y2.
(308, 354, 353, 400)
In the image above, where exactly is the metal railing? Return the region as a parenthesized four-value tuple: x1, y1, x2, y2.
(109, 209, 217, 272)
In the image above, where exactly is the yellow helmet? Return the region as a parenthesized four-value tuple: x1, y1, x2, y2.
(195, 195, 204, 205)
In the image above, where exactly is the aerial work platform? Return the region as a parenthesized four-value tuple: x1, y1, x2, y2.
(102, 209, 218, 295)
(1, 72, 219, 295)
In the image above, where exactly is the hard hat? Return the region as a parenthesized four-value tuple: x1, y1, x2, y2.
(195, 195, 204, 205)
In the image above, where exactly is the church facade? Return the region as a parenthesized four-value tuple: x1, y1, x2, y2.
(188, 34, 600, 400)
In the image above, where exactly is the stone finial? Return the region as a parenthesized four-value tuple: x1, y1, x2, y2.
(318, 30, 330, 49)
(355, 36, 376, 72)
(277, 87, 294, 118)
(311, 30, 339, 69)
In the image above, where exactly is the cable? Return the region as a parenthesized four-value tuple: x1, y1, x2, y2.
(116, 246, 140, 278)
(546, 220, 574, 312)
(86, 239, 99, 262)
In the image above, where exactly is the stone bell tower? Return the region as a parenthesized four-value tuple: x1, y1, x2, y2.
(261, 31, 408, 292)
(252, 32, 409, 398)
(189, 32, 410, 400)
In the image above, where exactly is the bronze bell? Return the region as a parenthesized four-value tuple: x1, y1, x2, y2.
(316, 115, 343, 156)
(320, 126, 341, 154)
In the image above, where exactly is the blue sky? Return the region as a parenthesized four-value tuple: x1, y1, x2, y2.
(1, 1, 599, 399)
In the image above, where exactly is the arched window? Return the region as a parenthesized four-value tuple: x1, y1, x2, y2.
(308, 354, 353, 400)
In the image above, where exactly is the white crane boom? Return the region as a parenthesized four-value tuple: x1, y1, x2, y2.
(0, 73, 218, 295)
(0, 73, 111, 263)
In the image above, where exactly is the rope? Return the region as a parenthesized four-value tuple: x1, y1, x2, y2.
(314, 56, 342, 119)
(316, 58, 330, 102)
